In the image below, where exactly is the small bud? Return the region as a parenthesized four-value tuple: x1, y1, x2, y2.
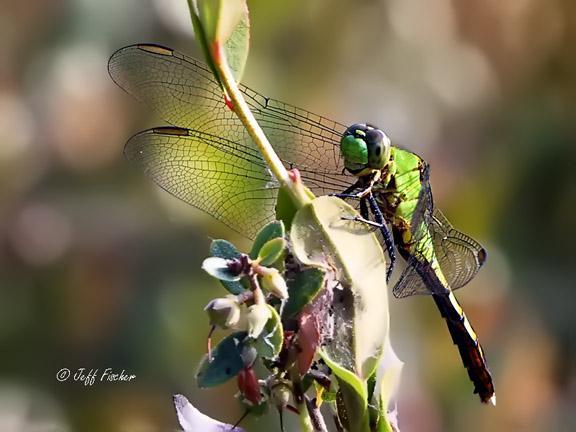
(237, 366, 261, 405)
(260, 267, 289, 300)
(270, 380, 291, 409)
(204, 296, 241, 329)
(246, 303, 271, 339)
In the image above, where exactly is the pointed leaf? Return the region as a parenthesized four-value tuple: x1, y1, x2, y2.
(320, 350, 370, 432)
(223, 2, 250, 81)
(257, 238, 286, 266)
(297, 308, 321, 375)
(250, 221, 285, 259)
(197, 331, 247, 387)
(374, 339, 403, 432)
(187, 1, 221, 88)
(188, 0, 250, 82)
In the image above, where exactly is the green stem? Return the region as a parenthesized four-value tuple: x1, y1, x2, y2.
(211, 42, 312, 209)
(298, 401, 315, 432)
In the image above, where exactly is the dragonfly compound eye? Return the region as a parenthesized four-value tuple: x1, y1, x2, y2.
(340, 123, 370, 174)
(340, 123, 390, 174)
(365, 128, 391, 170)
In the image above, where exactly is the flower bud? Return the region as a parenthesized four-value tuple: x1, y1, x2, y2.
(246, 303, 271, 339)
(270, 380, 291, 409)
(260, 267, 289, 300)
(237, 366, 261, 405)
(204, 295, 241, 329)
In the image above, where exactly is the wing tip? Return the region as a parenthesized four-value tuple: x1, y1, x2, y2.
(136, 44, 174, 56)
(107, 43, 174, 84)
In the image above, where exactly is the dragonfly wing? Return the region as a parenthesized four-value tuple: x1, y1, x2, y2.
(108, 44, 353, 197)
(393, 259, 432, 298)
(393, 165, 435, 298)
(429, 209, 487, 289)
(392, 165, 486, 297)
(125, 127, 278, 239)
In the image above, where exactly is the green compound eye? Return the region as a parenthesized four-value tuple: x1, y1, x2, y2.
(341, 134, 368, 171)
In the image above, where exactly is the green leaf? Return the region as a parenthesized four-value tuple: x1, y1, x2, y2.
(223, 3, 250, 82)
(257, 238, 286, 266)
(373, 339, 403, 432)
(187, 0, 220, 88)
(275, 185, 298, 232)
(188, 0, 250, 83)
(291, 196, 390, 381)
(250, 221, 285, 259)
(254, 305, 283, 359)
(283, 267, 326, 318)
(210, 240, 245, 294)
(210, 239, 240, 259)
(196, 331, 247, 387)
(320, 350, 370, 432)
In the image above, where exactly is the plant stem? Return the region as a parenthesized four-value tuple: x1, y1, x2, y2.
(211, 42, 312, 209)
(305, 396, 329, 432)
(298, 401, 315, 432)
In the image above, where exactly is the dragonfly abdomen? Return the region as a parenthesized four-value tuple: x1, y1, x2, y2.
(432, 291, 496, 405)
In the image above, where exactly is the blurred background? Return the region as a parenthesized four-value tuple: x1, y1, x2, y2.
(1, 0, 575, 431)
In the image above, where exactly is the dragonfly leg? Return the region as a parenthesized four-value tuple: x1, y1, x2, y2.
(367, 193, 396, 281)
(331, 181, 361, 200)
(359, 197, 370, 220)
(341, 214, 383, 229)
(335, 184, 373, 199)
(333, 172, 379, 200)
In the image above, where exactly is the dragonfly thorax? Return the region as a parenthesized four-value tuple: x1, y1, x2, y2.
(340, 123, 391, 176)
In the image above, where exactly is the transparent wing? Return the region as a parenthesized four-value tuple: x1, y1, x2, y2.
(393, 170, 486, 298)
(125, 127, 278, 239)
(108, 44, 353, 198)
(428, 209, 487, 289)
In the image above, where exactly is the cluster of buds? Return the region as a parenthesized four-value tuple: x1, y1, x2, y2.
(202, 239, 289, 342)
(195, 221, 333, 431)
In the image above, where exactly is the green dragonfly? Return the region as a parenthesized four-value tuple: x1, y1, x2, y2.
(109, 44, 495, 405)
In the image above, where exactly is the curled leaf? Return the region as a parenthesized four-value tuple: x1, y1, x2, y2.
(291, 196, 389, 380)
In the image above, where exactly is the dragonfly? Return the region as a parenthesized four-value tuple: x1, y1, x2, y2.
(108, 43, 495, 405)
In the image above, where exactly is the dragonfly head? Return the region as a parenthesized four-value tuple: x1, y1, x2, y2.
(340, 123, 391, 176)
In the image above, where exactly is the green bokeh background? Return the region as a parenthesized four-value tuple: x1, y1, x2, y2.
(1, 1, 575, 431)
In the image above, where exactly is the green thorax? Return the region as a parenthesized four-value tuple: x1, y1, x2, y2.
(375, 147, 442, 278)
(374, 146, 426, 228)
